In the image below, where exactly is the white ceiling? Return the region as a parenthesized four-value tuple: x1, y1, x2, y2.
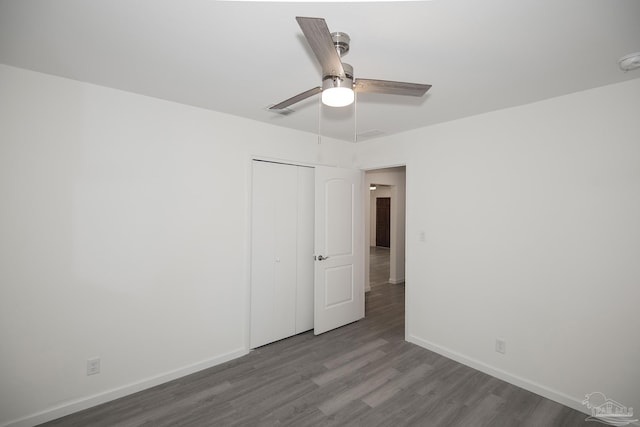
(1, 0, 639, 142)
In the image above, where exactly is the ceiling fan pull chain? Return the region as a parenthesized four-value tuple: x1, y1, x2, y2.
(354, 90, 358, 143)
(318, 93, 322, 144)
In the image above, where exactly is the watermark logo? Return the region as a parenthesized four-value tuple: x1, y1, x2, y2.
(583, 392, 637, 426)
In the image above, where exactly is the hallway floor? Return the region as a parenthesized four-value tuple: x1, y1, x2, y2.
(369, 246, 391, 287)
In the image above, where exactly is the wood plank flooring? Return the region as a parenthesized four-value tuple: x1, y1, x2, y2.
(42, 247, 591, 426)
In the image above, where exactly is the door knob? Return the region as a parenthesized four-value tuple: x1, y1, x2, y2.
(316, 255, 330, 261)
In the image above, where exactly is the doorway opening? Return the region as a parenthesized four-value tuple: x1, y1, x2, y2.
(375, 197, 391, 248)
(370, 189, 391, 288)
(365, 167, 406, 295)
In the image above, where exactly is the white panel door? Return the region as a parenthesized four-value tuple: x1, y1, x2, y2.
(314, 166, 364, 335)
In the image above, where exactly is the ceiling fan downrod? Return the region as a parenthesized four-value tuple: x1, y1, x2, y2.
(331, 32, 350, 57)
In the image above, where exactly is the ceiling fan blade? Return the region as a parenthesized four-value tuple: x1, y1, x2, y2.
(269, 86, 322, 110)
(354, 79, 432, 97)
(296, 17, 345, 78)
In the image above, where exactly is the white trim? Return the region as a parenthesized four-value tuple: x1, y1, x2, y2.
(361, 163, 408, 172)
(388, 277, 405, 284)
(3, 348, 248, 427)
(406, 334, 590, 416)
(225, 0, 428, 2)
(250, 154, 320, 169)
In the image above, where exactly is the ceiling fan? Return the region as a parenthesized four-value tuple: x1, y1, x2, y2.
(270, 17, 432, 110)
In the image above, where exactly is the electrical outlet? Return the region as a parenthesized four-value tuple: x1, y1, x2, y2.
(419, 231, 426, 242)
(495, 339, 506, 355)
(87, 358, 101, 376)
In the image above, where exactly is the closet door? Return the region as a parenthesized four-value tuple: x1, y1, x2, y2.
(250, 161, 298, 348)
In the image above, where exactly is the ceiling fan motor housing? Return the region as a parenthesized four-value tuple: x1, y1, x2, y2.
(323, 63, 354, 90)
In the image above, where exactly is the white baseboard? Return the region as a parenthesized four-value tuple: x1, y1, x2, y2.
(3, 347, 249, 427)
(389, 277, 405, 284)
(406, 334, 590, 416)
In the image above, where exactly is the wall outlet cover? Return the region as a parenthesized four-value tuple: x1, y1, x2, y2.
(87, 358, 101, 375)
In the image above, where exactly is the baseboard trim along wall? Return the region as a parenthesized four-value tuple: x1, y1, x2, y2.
(407, 334, 589, 417)
(3, 348, 249, 427)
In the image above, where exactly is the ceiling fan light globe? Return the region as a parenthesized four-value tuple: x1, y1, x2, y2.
(322, 87, 354, 107)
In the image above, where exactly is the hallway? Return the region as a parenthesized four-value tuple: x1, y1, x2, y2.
(369, 246, 391, 288)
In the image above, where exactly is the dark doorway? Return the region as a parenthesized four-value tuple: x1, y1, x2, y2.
(375, 197, 391, 248)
